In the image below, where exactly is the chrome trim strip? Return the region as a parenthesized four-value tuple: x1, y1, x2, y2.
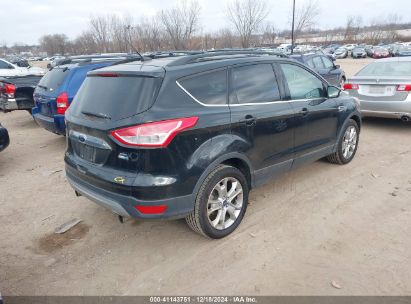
(176, 80, 319, 107)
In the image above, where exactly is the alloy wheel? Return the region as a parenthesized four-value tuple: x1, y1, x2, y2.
(342, 126, 358, 159)
(207, 177, 244, 230)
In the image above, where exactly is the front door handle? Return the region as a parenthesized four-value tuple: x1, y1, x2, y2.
(299, 108, 309, 116)
(243, 115, 257, 127)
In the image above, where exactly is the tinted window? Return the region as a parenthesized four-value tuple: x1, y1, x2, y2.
(357, 61, 411, 77)
(312, 56, 325, 69)
(0, 60, 10, 69)
(38, 68, 68, 91)
(232, 64, 280, 104)
(321, 56, 334, 69)
(306, 58, 315, 69)
(280, 64, 325, 100)
(179, 69, 227, 105)
(69, 76, 162, 121)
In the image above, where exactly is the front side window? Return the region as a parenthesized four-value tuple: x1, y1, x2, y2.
(232, 64, 280, 104)
(179, 69, 227, 105)
(280, 64, 325, 100)
(312, 56, 325, 69)
(322, 56, 334, 69)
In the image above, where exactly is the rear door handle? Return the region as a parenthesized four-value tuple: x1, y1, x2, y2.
(338, 105, 347, 112)
(243, 115, 257, 127)
(299, 108, 309, 116)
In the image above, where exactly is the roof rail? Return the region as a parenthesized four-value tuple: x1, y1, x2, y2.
(167, 50, 288, 67)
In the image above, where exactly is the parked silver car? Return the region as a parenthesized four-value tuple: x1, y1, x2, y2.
(344, 57, 411, 121)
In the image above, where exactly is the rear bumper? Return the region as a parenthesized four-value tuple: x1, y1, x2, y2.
(0, 98, 18, 112)
(359, 99, 411, 119)
(32, 107, 66, 135)
(65, 164, 195, 220)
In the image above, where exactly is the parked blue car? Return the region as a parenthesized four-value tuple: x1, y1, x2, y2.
(32, 55, 140, 135)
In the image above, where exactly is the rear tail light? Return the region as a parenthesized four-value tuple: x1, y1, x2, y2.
(56, 92, 69, 115)
(0, 83, 16, 99)
(111, 117, 199, 148)
(343, 83, 359, 90)
(397, 85, 411, 92)
(135, 205, 168, 215)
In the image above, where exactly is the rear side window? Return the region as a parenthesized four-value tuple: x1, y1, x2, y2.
(179, 69, 227, 105)
(0, 60, 10, 69)
(232, 64, 280, 104)
(69, 76, 162, 121)
(38, 68, 68, 91)
(280, 64, 325, 100)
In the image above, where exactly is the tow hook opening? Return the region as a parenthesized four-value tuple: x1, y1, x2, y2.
(118, 215, 124, 224)
(75, 190, 82, 197)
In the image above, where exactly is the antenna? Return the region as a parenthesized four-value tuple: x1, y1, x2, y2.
(125, 25, 145, 62)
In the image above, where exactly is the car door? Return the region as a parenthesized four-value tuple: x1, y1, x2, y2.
(229, 63, 295, 186)
(278, 62, 339, 166)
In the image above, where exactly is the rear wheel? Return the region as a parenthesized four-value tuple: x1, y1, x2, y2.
(327, 119, 359, 165)
(186, 165, 249, 239)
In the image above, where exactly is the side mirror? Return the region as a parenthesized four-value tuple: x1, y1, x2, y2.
(334, 64, 340, 69)
(328, 86, 341, 98)
(7, 64, 14, 69)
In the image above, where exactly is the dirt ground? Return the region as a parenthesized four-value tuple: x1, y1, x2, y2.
(1, 59, 411, 296)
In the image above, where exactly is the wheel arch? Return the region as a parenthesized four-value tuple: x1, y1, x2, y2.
(191, 152, 255, 199)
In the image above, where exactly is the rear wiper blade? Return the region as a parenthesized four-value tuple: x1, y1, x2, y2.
(81, 111, 111, 120)
(37, 85, 48, 90)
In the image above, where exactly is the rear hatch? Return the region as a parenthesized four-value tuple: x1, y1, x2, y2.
(65, 65, 164, 179)
(33, 67, 69, 117)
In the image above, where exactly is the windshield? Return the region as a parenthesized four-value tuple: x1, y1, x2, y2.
(356, 61, 411, 77)
(69, 76, 162, 121)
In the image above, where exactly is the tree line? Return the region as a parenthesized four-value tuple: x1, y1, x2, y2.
(2, 0, 410, 56)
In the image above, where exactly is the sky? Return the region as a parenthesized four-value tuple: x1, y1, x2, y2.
(0, 0, 409, 45)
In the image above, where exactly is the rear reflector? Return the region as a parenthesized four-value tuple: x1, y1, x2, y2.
(135, 205, 168, 215)
(397, 84, 411, 92)
(111, 117, 199, 148)
(343, 83, 359, 90)
(56, 92, 69, 115)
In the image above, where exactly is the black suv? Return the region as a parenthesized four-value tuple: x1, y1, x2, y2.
(65, 51, 361, 238)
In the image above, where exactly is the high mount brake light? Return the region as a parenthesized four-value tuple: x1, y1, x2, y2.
(96, 73, 119, 77)
(56, 92, 69, 115)
(111, 117, 199, 148)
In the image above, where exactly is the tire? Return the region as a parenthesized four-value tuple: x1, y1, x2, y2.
(327, 119, 359, 165)
(185, 165, 249, 239)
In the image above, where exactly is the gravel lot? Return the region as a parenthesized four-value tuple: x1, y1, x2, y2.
(1, 58, 411, 296)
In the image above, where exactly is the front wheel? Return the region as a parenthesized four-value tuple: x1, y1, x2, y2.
(186, 165, 249, 239)
(327, 119, 359, 165)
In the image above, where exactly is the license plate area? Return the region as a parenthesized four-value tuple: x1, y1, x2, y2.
(362, 85, 396, 97)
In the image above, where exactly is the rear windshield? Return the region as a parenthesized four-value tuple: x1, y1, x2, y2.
(69, 76, 162, 121)
(38, 68, 68, 91)
(356, 61, 411, 77)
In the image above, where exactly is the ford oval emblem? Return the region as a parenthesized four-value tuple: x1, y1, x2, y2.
(79, 135, 86, 143)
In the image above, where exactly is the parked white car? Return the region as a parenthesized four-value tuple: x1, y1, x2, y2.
(0, 59, 46, 77)
(343, 44, 358, 51)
